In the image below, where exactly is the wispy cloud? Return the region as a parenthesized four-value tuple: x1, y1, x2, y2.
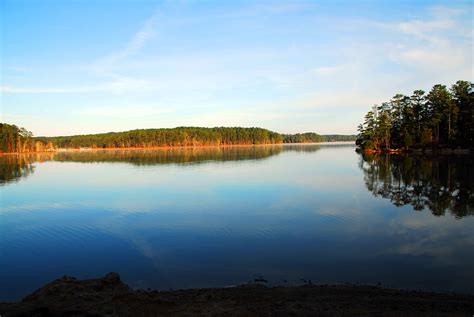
(1, 76, 159, 94)
(311, 65, 345, 76)
(215, 2, 314, 18)
(97, 11, 160, 66)
(386, 7, 471, 75)
(1, 7, 162, 95)
(78, 105, 171, 119)
(2, 2, 472, 136)
(0, 85, 67, 93)
(398, 48, 467, 69)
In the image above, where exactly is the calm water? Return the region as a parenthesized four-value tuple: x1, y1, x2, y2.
(1, 144, 473, 300)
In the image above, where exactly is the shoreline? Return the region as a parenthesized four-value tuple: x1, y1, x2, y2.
(1, 272, 473, 316)
(0, 141, 355, 155)
(357, 147, 472, 155)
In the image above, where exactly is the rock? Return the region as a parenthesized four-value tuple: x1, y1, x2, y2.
(104, 272, 121, 284)
(1, 273, 474, 316)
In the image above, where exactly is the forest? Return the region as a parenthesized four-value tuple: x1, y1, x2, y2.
(282, 133, 356, 143)
(0, 125, 355, 153)
(39, 127, 284, 149)
(356, 80, 473, 152)
(0, 123, 54, 153)
(0, 126, 283, 152)
(0, 123, 34, 153)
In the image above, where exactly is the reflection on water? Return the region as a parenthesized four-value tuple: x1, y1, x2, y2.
(0, 155, 37, 185)
(0, 145, 325, 183)
(360, 154, 474, 218)
(1, 143, 473, 301)
(49, 146, 287, 165)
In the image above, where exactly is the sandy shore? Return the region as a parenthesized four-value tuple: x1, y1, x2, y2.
(1, 272, 473, 316)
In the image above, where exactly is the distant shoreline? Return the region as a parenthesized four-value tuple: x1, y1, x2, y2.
(0, 141, 355, 155)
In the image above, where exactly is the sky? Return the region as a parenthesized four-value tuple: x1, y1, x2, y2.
(0, 0, 472, 136)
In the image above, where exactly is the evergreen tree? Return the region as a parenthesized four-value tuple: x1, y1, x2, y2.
(357, 80, 473, 152)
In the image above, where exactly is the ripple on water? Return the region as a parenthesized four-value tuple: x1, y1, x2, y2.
(317, 207, 358, 225)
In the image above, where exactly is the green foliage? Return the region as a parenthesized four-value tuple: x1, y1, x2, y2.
(41, 127, 284, 149)
(283, 132, 323, 143)
(34, 127, 355, 150)
(283, 133, 356, 143)
(357, 80, 474, 151)
(0, 123, 37, 153)
(1, 124, 355, 153)
(320, 134, 357, 142)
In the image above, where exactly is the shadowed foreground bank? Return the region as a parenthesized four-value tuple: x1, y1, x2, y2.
(1, 273, 473, 316)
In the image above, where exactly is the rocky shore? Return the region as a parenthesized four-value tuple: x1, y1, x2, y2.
(356, 147, 472, 155)
(1, 273, 474, 316)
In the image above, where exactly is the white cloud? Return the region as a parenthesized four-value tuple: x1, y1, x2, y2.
(0, 85, 67, 93)
(215, 2, 313, 18)
(0, 76, 159, 94)
(366, 5, 473, 83)
(310, 4, 472, 91)
(397, 19, 454, 44)
(2, 3, 472, 136)
(97, 11, 160, 66)
(311, 65, 344, 76)
(398, 48, 466, 69)
(429, 5, 466, 19)
(78, 105, 170, 119)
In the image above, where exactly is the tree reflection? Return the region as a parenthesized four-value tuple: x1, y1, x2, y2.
(50, 146, 286, 165)
(360, 153, 474, 218)
(0, 155, 36, 185)
(0, 145, 323, 183)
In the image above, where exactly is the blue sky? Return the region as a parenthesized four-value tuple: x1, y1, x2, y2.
(1, 0, 472, 136)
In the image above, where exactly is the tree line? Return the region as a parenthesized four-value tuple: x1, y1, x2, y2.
(356, 80, 473, 152)
(282, 133, 356, 143)
(0, 123, 54, 153)
(40, 127, 283, 149)
(0, 123, 34, 153)
(0, 125, 356, 153)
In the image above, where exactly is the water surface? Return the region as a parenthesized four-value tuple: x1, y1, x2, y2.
(1, 144, 473, 300)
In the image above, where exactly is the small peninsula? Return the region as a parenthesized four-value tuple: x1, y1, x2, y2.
(356, 80, 473, 154)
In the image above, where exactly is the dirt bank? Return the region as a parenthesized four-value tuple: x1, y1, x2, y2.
(1, 273, 473, 316)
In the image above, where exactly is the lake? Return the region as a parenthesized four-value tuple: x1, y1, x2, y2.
(1, 143, 473, 301)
